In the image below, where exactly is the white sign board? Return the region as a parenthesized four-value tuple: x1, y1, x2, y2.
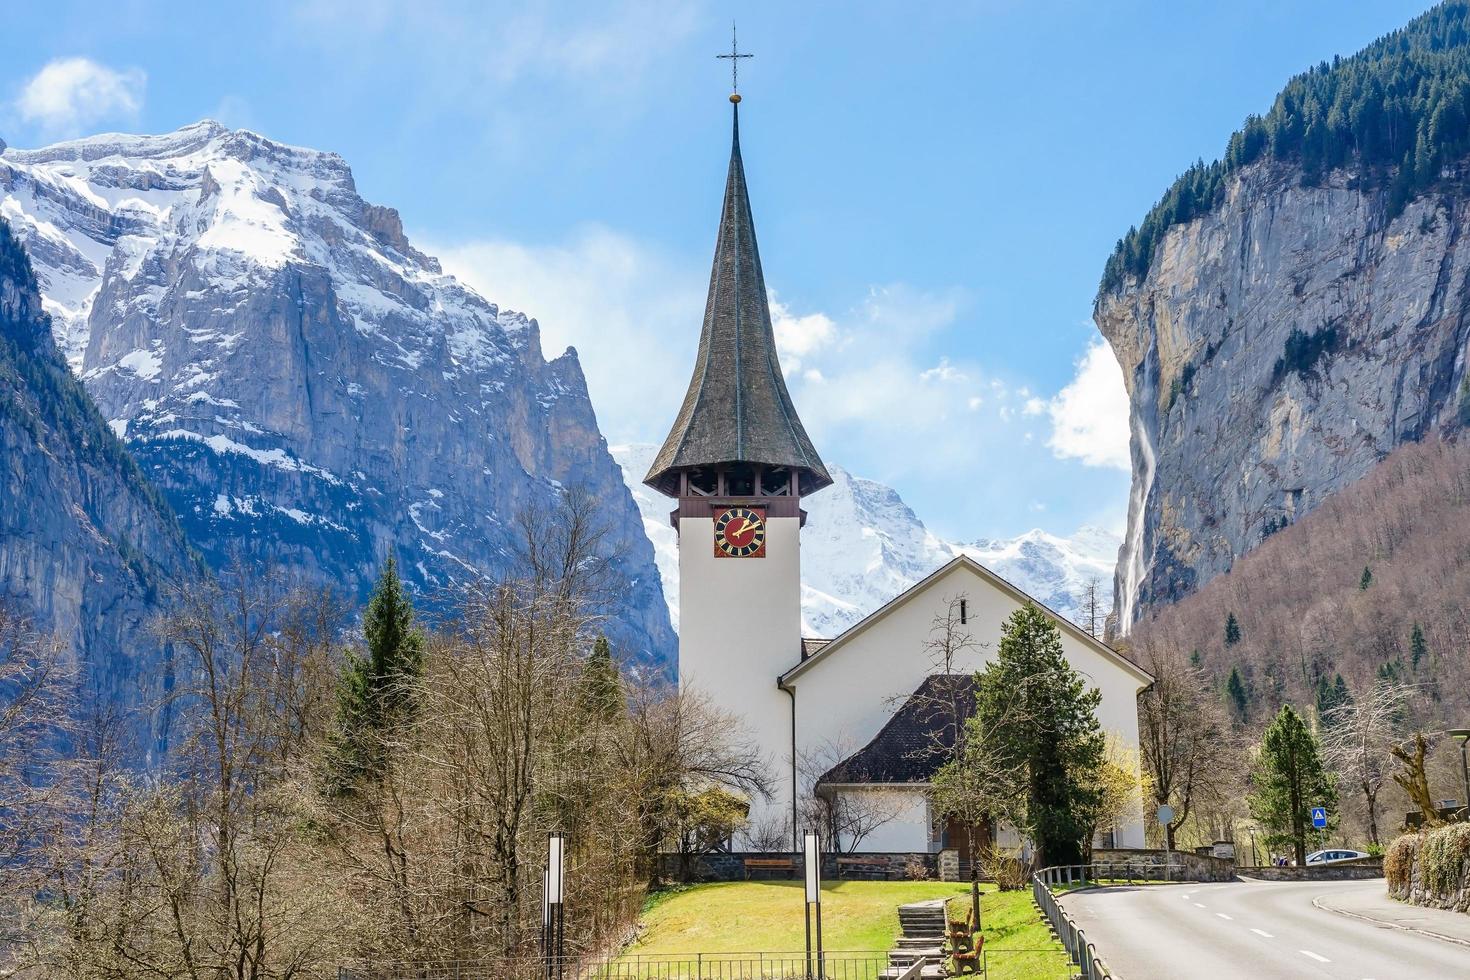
(803, 831, 821, 904)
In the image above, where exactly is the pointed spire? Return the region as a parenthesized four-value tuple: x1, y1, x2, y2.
(644, 102, 830, 498)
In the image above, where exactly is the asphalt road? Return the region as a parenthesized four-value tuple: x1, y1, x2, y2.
(1058, 879, 1470, 979)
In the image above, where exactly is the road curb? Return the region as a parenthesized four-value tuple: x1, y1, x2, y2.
(1312, 895, 1470, 950)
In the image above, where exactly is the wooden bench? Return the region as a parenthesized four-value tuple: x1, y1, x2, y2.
(743, 857, 798, 879)
(835, 855, 892, 878)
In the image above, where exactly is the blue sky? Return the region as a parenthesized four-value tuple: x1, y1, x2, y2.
(0, 0, 1433, 544)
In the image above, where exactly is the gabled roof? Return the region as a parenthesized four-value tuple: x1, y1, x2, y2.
(818, 674, 976, 787)
(780, 554, 1153, 688)
(644, 103, 830, 498)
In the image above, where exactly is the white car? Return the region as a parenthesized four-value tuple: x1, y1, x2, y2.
(1305, 849, 1370, 865)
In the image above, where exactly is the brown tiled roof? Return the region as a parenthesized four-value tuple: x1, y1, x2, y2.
(644, 104, 830, 498)
(817, 674, 977, 786)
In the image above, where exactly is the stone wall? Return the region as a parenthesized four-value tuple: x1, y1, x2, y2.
(656, 851, 937, 883)
(1091, 848, 1237, 883)
(1386, 827, 1470, 912)
(1237, 858, 1384, 882)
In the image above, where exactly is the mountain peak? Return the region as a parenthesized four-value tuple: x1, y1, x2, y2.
(612, 442, 1119, 637)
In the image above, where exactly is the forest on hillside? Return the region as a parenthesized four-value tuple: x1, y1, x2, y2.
(1103, 0, 1470, 291)
(1121, 438, 1470, 846)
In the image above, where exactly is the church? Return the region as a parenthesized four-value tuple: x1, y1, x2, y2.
(643, 89, 1151, 856)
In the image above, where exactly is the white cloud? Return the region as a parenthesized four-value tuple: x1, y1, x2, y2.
(1046, 339, 1131, 470)
(770, 293, 838, 371)
(430, 225, 703, 443)
(15, 58, 145, 137)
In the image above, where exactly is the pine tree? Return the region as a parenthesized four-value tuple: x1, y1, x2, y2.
(1189, 649, 1202, 669)
(1316, 673, 1351, 721)
(1249, 705, 1337, 866)
(1226, 667, 1249, 722)
(1410, 623, 1428, 670)
(327, 555, 425, 791)
(1224, 612, 1242, 647)
(578, 634, 624, 721)
(1359, 565, 1374, 590)
(974, 604, 1104, 868)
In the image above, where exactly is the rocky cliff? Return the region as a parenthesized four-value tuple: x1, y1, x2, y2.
(0, 123, 674, 668)
(0, 215, 197, 754)
(1098, 161, 1470, 629)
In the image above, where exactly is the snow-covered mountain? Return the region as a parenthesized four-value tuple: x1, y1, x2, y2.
(0, 122, 674, 667)
(612, 443, 1118, 639)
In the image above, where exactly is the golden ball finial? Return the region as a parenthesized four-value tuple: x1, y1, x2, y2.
(729, 92, 742, 104)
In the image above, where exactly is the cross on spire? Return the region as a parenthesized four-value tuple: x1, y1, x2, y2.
(717, 22, 753, 96)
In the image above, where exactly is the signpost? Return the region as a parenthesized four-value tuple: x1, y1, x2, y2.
(803, 830, 825, 980)
(1310, 806, 1327, 830)
(543, 832, 566, 980)
(1157, 804, 1175, 881)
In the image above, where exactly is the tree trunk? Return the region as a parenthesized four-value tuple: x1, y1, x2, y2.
(967, 827, 981, 932)
(1364, 781, 1379, 847)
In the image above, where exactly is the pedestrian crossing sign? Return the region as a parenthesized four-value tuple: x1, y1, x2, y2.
(1311, 806, 1327, 828)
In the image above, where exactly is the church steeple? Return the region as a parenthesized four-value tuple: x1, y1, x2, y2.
(644, 101, 831, 499)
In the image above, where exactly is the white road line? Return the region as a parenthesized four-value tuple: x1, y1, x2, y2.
(1299, 950, 1330, 963)
(1215, 912, 1233, 920)
(1250, 928, 1273, 938)
(1181, 894, 1191, 900)
(1193, 902, 1207, 908)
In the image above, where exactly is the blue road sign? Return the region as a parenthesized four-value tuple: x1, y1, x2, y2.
(1311, 806, 1327, 828)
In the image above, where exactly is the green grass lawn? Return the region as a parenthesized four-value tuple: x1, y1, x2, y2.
(627, 880, 968, 952)
(624, 879, 1070, 966)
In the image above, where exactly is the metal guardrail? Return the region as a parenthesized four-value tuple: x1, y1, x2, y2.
(1031, 865, 1123, 980)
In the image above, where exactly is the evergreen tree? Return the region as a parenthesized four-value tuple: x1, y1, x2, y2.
(1249, 705, 1337, 866)
(1316, 673, 1351, 720)
(1189, 649, 1203, 669)
(1359, 565, 1374, 590)
(1226, 666, 1249, 722)
(1225, 612, 1242, 647)
(974, 604, 1105, 867)
(1410, 623, 1428, 670)
(327, 555, 425, 790)
(578, 634, 624, 721)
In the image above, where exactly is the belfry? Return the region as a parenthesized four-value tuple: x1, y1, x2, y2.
(645, 77, 829, 844)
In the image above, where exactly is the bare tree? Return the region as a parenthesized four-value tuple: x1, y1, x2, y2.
(797, 739, 900, 853)
(1080, 577, 1103, 639)
(1321, 680, 1412, 846)
(1133, 635, 1240, 849)
(1392, 731, 1442, 827)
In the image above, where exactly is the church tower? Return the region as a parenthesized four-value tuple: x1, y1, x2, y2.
(644, 92, 830, 844)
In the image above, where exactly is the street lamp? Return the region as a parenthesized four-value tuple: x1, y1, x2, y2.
(1450, 730, 1470, 819)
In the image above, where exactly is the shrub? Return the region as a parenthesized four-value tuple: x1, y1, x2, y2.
(1384, 833, 1419, 893)
(1419, 823, 1470, 896)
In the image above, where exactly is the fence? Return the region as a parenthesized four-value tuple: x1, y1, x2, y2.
(1031, 865, 1119, 980)
(341, 951, 892, 980)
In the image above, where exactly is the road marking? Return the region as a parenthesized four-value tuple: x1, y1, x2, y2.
(1181, 893, 1191, 900)
(1215, 912, 1233, 920)
(1193, 902, 1207, 908)
(1299, 950, 1330, 963)
(1250, 928, 1273, 938)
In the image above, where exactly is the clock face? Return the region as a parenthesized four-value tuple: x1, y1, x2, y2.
(714, 506, 767, 558)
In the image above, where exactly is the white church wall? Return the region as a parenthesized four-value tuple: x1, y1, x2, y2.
(790, 560, 1149, 851)
(829, 787, 930, 853)
(679, 512, 804, 847)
